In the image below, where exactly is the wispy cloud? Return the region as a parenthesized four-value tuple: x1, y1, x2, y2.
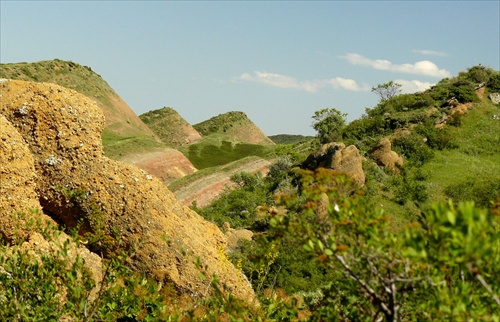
(395, 79, 434, 94)
(234, 71, 366, 92)
(413, 49, 448, 57)
(343, 53, 451, 78)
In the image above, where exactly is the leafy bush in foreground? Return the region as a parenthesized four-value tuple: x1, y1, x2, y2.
(266, 169, 499, 321)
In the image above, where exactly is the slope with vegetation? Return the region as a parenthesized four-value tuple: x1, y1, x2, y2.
(188, 65, 500, 320)
(139, 106, 202, 148)
(0, 59, 199, 182)
(1, 64, 499, 320)
(194, 111, 275, 146)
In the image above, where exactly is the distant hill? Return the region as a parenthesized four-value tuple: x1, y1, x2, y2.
(139, 107, 202, 148)
(194, 111, 275, 146)
(0, 59, 158, 141)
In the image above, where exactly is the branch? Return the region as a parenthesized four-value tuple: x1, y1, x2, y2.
(467, 263, 500, 307)
(476, 274, 500, 307)
(334, 253, 393, 318)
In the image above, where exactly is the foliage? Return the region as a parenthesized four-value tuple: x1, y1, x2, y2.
(388, 167, 429, 206)
(488, 72, 500, 92)
(428, 78, 479, 104)
(371, 81, 402, 101)
(311, 108, 347, 144)
(445, 177, 500, 209)
(391, 133, 434, 166)
(267, 169, 500, 321)
(194, 172, 269, 228)
(0, 216, 169, 321)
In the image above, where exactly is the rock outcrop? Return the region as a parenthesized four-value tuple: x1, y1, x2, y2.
(222, 222, 254, 252)
(369, 138, 404, 173)
(0, 79, 254, 301)
(489, 93, 500, 105)
(301, 142, 365, 186)
(0, 113, 103, 299)
(0, 114, 44, 242)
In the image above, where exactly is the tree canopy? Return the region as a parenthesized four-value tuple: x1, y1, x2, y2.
(311, 108, 347, 144)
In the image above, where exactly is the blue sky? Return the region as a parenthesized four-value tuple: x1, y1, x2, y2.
(1, 1, 499, 136)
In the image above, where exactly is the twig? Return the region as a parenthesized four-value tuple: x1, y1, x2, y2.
(476, 274, 500, 307)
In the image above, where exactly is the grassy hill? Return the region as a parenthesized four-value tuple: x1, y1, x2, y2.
(194, 111, 275, 146)
(0, 59, 161, 159)
(139, 107, 202, 148)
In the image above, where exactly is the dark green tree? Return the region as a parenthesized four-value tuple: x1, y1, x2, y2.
(311, 108, 347, 144)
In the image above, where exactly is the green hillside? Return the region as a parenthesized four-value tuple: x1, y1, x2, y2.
(191, 65, 500, 319)
(0, 59, 161, 159)
(194, 111, 275, 146)
(139, 107, 202, 148)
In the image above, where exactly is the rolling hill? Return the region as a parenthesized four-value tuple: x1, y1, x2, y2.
(0, 59, 198, 182)
(194, 111, 275, 146)
(139, 107, 202, 148)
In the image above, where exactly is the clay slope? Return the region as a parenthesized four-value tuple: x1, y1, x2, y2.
(173, 157, 272, 208)
(120, 148, 197, 184)
(140, 107, 202, 147)
(0, 79, 254, 302)
(194, 111, 275, 146)
(0, 60, 197, 181)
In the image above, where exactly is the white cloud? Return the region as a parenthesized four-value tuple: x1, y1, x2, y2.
(328, 77, 369, 91)
(235, 71, 365, 92)
(395, 79, 434, 94)
(413, 49, 447, 57)
(343, 53, 451, 78)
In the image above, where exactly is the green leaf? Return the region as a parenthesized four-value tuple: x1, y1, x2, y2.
(446, 210, 456, 225)
(317, 240, 324, 251)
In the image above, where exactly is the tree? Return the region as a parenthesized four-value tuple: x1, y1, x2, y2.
(372, 81, 402, 101)
(311, 108, 347, 144)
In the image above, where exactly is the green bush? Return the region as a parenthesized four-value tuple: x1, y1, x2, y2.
(267, 169, 500, 320)
(429, 79, 479, 104)
(488, 73, 500, 92)
(0, 219, 168, 321)
(415, 123, 458, 151)
(392, 133, 434, 166)
(445, 177, 500, 208)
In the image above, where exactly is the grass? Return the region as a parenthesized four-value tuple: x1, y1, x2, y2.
(167, 156, 264, 191)
(177, 134, 274, 170)
(0, 59, 114, 109)
(101, 128, 166, 159)
(421, 101, 500, 205)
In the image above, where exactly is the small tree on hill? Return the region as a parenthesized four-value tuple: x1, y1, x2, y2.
(312, 108, 347, 144)
(372, 81, 402, 101)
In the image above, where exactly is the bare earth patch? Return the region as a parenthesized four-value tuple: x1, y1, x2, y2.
(173, 158, 271, 207)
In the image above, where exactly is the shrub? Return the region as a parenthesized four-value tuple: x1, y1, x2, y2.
(0, 218, 168, 321)
(445, 177, 500, 208)
(488, 73, 500, 92)
(392, 133, 434, 166)
(266, 169, 500, 320)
